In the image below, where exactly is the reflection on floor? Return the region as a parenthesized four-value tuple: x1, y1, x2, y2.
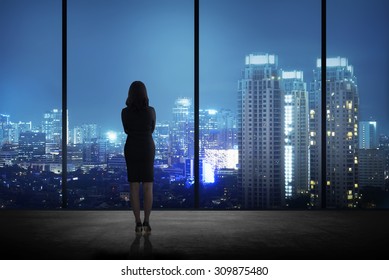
(1, 210, 389, 260)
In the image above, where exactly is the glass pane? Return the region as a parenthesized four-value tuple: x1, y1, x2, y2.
(200, 0, 321, 209)
(0, 0, 62, 209)
(68, 0, 194, 209)
(327, 0, 389, 208)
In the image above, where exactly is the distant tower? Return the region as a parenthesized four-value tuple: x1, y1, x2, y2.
(78, 124, 102, 164)
(217, 109, 237, 150)
(310, 57, 359, 208)
(238, 53, 285, 209)
(199, 109, 219, 154)
(0, 114, 11, 145)
(359, 149, 385, 190)
(359, 121, 378, 149)
(72, 126, 83, 145)
(171, 97, 193, 164)
(18, 131, 46, 161)
(281, 70, 309, 199)
(154, 121, 170, 164)
(42, 109, 68, 145)
(359, 121, 384, 190)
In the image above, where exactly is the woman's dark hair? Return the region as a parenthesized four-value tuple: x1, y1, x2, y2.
(126, 81, 149, 110)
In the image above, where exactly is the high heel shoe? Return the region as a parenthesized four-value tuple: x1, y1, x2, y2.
(135, 222, 143, 234)
(143, 221, 151, 234)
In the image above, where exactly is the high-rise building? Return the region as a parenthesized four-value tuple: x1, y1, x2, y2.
(42, 109, 68, 146)
(154, 121, 170, 164)
(83, 137, 107, 164)
(200, 109, 219, 154)
(359, 121, 378, 149)
(171, 97, 193, 164)
(310, 57, 359, 208)
(18, 131, 46, 161)
(359, 148, 385, 189)
(7, 121, 32, 144)
(238, 53, 284, 209)
(72, 126, 83, 145)
(379, 134, 389, 182)
(72, 124, 99, 144)
(217, 109, 237, 150)
(0, 114, 11, 145)
(281, 70, 309, 198)
(308, 66, 321, 207)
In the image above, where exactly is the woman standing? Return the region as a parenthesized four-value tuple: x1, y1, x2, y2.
(121, 81, 156, 234)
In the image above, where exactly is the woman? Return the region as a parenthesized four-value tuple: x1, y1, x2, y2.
(121, 81, 156, 234)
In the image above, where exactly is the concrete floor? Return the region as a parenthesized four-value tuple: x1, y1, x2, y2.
(1, 210, 388, 260)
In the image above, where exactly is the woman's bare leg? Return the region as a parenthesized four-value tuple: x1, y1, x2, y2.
(142, 182, 153, 223)
(129, 182, 141, 224)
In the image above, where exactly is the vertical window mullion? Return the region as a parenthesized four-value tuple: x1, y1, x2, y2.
(321, 0, 327, 208)
(62, 0, 68, 208)
(194, 0, 200, 209)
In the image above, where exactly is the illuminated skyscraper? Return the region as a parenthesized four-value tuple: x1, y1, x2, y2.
(359, 121, 384, 189)
(359, 148, 385, 189)
(238, 53, 285, 209)
(0, 114, 11, 145)
(8, 121, 32, 144)
(42, 109, 68, 145)
(199, 109, 219, 154)
(217, 109, 237, 150)
(154, 121, 170, 164)
(171, 97, 193, 164)
(310, 57, 359, 208)
(281, 70, 309, 199)
(18, 131, 46, 161)
(359, 121, 378, 149)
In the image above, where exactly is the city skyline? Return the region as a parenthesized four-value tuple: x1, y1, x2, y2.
(0, 0, 388, 133)
(1, 53, 389, 209)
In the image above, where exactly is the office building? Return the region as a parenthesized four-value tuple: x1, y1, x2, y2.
(171, 97, 194, 164)
(18, 131, 46, 161)
(359, 148, 385, 189)
(359, 121, 378, 149)
(154, 122, 170, 164)
(238, 53, 284, 208)
(309, 57, 359, 208)
(281, 70, 309, 198)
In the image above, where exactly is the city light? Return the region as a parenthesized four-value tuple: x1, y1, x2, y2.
(106, 131, 117, 142)
(202, 162, 214, 184)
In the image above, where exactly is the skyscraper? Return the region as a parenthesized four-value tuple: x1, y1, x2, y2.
(238, 53, 284, 209)
(42, 109, 69, 147)
(171, 97, 194, 164)
(359, 148, 385, 190)
(281, 70, 309, 199)
(359, 121, 378, 149)
(154, 121, 170, 164)
(310, 57, 359, 208)
(199, 109, 219, 154)
(0, 114, 10, 145)
(18, 131, 46, 161)
(217, 109, 237, 150)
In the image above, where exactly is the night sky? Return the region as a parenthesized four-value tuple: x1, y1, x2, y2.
(0, 0, 388, 134)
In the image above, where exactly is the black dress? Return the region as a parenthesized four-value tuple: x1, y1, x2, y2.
(121, 106, 156, 182)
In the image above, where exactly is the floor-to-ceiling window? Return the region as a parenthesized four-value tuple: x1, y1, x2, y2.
(67, 0, 194, 209)
(0, 0, 62, 209)
(326, 0, 389, 208)
(199, 0, 321, 209)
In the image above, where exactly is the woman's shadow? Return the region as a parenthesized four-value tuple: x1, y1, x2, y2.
(129, 233, 153, 259)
